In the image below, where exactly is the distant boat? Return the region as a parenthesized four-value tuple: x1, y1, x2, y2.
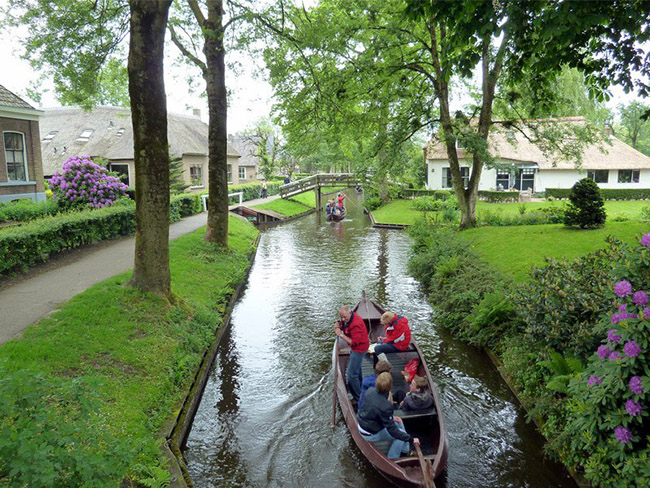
(332, 293, 448, 487)
(326, 207, 346, 221)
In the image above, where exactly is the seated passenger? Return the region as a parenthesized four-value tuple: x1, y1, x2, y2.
(325, 202, 332, 215)
(374, 312, 411, 355)
(357, 372, 417, 459)
(399, 375, 434, 412)
(358, 360, 392, 410)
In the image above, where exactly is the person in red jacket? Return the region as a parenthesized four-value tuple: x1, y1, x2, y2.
(374, 312, 411, 355)
(335, 305, 370, 402)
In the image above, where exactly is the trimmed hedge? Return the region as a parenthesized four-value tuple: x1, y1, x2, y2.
(0, 199, 60, 223)
(546, 187, 650, 200)
(0, 206, 136, 275)
(478, 190, 520, 203)
(0, 193, 204, 276)
(221, 181, 282, 204)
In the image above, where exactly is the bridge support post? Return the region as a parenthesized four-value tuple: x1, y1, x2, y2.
(315, 186, 322, 211)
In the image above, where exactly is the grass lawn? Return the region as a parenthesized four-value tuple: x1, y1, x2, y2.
(285, 186, 348, 208)
(252, 198, 312, 217)
(0, 216, 258, 486)
(459, 221, 649, 282)
(371, 198, 650, 226)
(371, 199, 427, 226)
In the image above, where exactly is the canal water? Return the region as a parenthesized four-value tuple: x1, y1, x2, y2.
(184, 191, 576, 488)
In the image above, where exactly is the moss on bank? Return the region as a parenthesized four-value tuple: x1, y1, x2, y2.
(0, 216, 258, 487)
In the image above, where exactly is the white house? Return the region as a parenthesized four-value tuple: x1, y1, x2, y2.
(40, 106, 241, 190)
(423, 117, 650, 193)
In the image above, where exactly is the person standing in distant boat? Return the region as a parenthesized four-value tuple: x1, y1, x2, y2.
(261, 179, 268, 199)
(334, 305, 370, 402)
(337, 192, 346, 209)
(374, 312, 411, 355)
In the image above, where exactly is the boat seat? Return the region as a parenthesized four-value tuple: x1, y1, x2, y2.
(393, 407, 437, 420)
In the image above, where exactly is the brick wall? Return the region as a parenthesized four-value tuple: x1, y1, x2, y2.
(0, 116, 45, 194)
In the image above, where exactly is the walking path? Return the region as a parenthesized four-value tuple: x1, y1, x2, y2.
(0, 194, 282, 345)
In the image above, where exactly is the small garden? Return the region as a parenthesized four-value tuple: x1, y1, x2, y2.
(0, 216, 259, 487)
(407, 178, 650, 487)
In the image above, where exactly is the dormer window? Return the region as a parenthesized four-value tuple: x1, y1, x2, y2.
(116, 128, 125, 137)
(506, 131, 516, 142)
(42, 130, 58, 142)
(76, 129, 94, 142)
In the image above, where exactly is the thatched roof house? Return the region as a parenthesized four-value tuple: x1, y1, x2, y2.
(423, 117, 650, 192)
(40, 106, 241, 189)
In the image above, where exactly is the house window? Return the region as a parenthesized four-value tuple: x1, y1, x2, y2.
(190, 165, 203, 187)
(442, 167, 469, 189)
(496, 170, 510, 190)
(239, 166, 246, 180)
(108, 163, 130, 187)
(618, 170, 640, 184)
(42, 130, 58, 142)
(227, 164, 232, 184)
(76, 129, 94, 142)
(518, 167, 536, 191)
(4, 132, 28, 181)
(587, 170, 609, 183)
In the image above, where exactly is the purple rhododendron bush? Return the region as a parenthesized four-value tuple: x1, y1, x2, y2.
(49, 155, 128, 209)
(563, 234, 650, 487)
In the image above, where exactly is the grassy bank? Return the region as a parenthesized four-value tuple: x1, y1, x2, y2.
(0, 216, 258, 487)
(371, 198, 649, 226)
(460, 221, 649, 281)
(252, 198, 313, 217)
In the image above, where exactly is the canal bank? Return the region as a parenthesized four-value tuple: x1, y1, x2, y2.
(183, 191, 577, 488)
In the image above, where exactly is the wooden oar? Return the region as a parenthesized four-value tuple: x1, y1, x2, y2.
(414, 438, 435, 488)
(332, 339, 340, 427)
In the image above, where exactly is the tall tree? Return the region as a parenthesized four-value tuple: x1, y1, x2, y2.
(263, 0, 650, 228)
(617, 101, 650, 155)
(168, 0, 252, 246)
(128, 0, 173, 295)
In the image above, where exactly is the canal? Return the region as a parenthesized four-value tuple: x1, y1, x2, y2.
(184, 190, 576, 488)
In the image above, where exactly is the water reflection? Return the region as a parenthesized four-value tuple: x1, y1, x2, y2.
(184, 191, 576, 488)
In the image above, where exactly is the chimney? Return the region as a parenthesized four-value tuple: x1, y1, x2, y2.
(192, 108, 201, 118)
(604, 122, 612, 137)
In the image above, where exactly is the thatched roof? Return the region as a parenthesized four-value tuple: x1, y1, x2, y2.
(0, 84, 35, 110)
(228, 134, 261, 168)
(424, 117, 650, 170)
(40, 106, 240, 175)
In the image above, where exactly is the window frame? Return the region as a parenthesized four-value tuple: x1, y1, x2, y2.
(227, 164, 233, 184)
(587, 170, 609, 184)
(3, 131, 29, 182)
(108, 162, 130, 187)
(442, 166, 469, 189)
(238, 166, 246, 180)
(617, 169, 640, 184)
(189, 164, 204, 188)
(495, 170, 510, 190)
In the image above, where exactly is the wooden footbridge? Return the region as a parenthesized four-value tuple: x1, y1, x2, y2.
(279, 173, 358, 209)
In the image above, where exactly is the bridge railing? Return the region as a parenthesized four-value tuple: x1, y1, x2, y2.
(279, 173, 356, 198)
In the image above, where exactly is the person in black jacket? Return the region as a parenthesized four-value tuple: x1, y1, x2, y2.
(356, 372, 418, 459)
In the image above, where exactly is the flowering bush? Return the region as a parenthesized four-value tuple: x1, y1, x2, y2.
(49, 156, 128, 209)
(562, 234, 650, 487)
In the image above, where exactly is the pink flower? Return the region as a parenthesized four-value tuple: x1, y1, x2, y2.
(607, 329, 622, 343)
(614, 280, 633, 298)
(641, 233, 650, 248)
(633, 291, 649, 306)
(624, 341, 642, 358)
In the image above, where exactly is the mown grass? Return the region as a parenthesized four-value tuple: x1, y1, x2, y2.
(459, 221, 649, 281)
(252, 198, 312, 217)
(371, 198, 650, 226)
(0, 216, 258, 486)
(284, 186, 347, 208)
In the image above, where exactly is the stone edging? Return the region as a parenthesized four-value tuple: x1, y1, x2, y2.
(164, 232, 262, 488)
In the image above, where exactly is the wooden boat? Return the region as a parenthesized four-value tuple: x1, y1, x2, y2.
(332, 293, 448, 487)
(326, 207, 346, 221)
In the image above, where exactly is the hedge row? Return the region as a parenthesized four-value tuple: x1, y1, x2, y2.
(402, 189, 453, 200)
(223, 181, 282, 204)
(0, 198, 60, 223)
(546, 187, 650, 200)
(478, 190, 520, 202)
(0, 194, 204, 276)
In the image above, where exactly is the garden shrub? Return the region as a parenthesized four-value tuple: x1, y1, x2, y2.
(0, 206, 137, 275)
(478, 207, 565, 226)
(49, 156, 128, 210)
(411, 196, 442, 212)
(640, 206, 650, 221)
(564, 178, 606, 229)
(225, 180, 282, 203)
(561, 238, 650, 487)
(0, 367, 134, 487)
(478, 190, 520, 202)
(514, 239, 625, 358)
(170, 193, 202, 222)
(434, 190, 452, 200)
(365, 197, 382, 211)
(0, 198, 59, 223)
(469, 290, 518, 347)
(547, 187, 650, 201)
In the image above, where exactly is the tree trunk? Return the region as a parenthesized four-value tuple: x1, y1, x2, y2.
(128, 0, 172, 295)
(203, 0, 228, 246)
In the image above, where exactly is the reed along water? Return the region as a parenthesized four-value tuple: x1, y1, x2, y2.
(184, 191, 577, 488)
